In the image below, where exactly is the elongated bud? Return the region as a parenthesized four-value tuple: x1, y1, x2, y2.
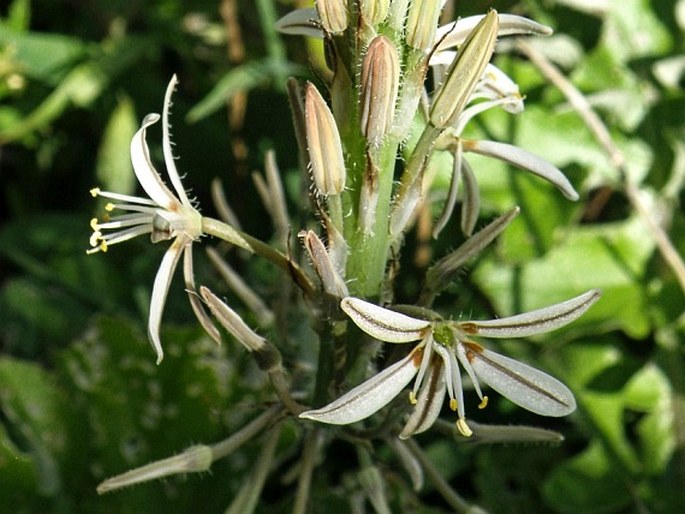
(316, 0, 348, 34)
(430, 10, 499, 129)
(301, 230, 349, 298)
(97, 445, 213, 494)
(304, 82, 346, 195)
(360, 36, 400, 147)
(406, 0, 442, 51)
(200, 286, 282, 372)
(360, 0, 389, 25)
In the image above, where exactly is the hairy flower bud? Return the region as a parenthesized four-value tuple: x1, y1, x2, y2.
(405, 0, 442, 51)
(360, 36, 400, 147)
(360, 0, 389, 25)
(316, 0, 348, 34)
(304, 82, 346, 195)
(430, 10, 499, 129)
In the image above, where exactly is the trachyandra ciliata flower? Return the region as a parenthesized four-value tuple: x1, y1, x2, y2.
(300, 290, 601, 438)
(88, 75, 217, 364)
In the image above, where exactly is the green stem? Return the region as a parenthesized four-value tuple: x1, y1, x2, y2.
(211, 404, 283, 460)
(202, 216, 315, 295)
(293, 428, 320, 514)
(404, 438, 486, 514)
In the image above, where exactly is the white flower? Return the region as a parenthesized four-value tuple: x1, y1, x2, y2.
(300, 290, 600, 438)
(88, 75, 217, 364)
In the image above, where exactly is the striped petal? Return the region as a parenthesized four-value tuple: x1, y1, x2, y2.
(463, 139, 579, 201)
(341, 297, 430, 343)
(399, 360, 446, 439)
(461, 342, 576, 417)
(148, 237, 186, 364)
(459, 289, 601, 338)
(299, 350, 420, 425)
(130, 113, 178, 210)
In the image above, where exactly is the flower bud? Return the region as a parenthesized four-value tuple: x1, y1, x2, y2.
(97, 445, 213, 494)
(301, 230, 349, 298)
(304, 82, 346, 195)
(316, 0, 348, 34)
(430, 10, 499, 129)
(360, 0, 389, 25)
(405, 0, 442, 51)
(360, 36, 400, 147)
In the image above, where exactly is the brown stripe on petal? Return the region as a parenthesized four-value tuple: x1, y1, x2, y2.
(464, 341, 572, 409)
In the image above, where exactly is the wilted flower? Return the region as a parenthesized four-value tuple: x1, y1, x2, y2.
(88, 75, 218, 363)
(301, 290, 600, 437)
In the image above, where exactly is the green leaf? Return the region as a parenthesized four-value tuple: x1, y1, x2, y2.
(186, 58, 304, 122)
(0, 357, 68, 495)
(542, 441, 633, 514)
(601, 0, 672, 62)
(623, 363, 675, 475)
(0, 26, 86, 83)
(96, 96, 137, 196)
(0, 422, 40, 512)
(473, 212, 655, 338)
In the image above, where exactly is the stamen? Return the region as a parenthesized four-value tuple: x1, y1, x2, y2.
(89, 230, 102, 247)
(456, 418, 473, 437)
(90, 187, 100, 197)
(478, 396, 488, 409)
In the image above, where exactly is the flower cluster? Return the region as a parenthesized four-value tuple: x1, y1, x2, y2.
(301, 291, 600, 437)
(91, 1, 602, 506)
(88, 75, 217, 364)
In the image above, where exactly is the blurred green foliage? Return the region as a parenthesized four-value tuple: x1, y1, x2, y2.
(1, 0, 684, 512)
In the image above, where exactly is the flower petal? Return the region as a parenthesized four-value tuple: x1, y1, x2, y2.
(341, 297, 430, 343)
(436, 14, 552, 52)
(299, 350, 420, 425)
(399, 360, 446, 439)
(459, 289, 601, 338)
(463, 139, 579, 201)
(461, 342, 576, 417)
(130, 113, 179, 209)
(183, 246, 221, 345)
(161, 74, 192, 206)
(148, 237, 186, 364)
(275, 8, 322, 38)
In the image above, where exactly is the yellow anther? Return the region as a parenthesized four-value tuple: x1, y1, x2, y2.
(456, 418, 473, 438)
(90, 187, 100, 197)
(478, 396, 489, 410)
(105, 203, 115, 212)
(90, 218, 100, 231)
(89, 231, 101, 247)
(408, 391, 417, 405)
(449, 398, 458, 411)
